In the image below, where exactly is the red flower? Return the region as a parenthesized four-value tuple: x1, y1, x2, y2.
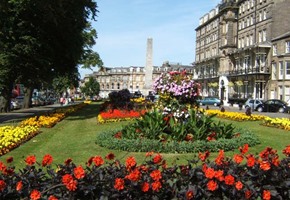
(204, 167, 215, 179)
(114, 131, 122, 139)
(235, 181, 243, 191)
(42, 154, 53, 167)
(153, 153, 163, 164)
(0, 180, 6, 191)
(150, 169, 162, 181)
(125, 169, 141, 182)
(224, 174, 235, 185)
(25, 155, 36, 165)
(215, 150, 224, 165)
(247, 154, 256, 167)
(207, 180, 217, 191)
(105, 153, 115, 160)
(93, 156, 104, 167)
(141, 182, 150, 192)
(239, 144, 249, 154)
(282, 145, 290, 156)
(0, 162, 6, 172)
(126, 156, 137, 170)
(245, 190, 252, 199)
(16, 181, 23, 191)
(30, 189, 41, 200)
(74, 166, 85, 179)
(198, 151, 210, 162)
(6, 156, 13, 163)
(62, 174, 77, 191)
(259, 161, 271, 171)
(186, 190, 194, 199)
(151, 181, 162, 192)
(64, 158, 72, 165)
(114, 178, 125, 191)
(87, 156, 94, 166)
(233, 154, 244, 164)
(48, 195, 58, 200)
(263, 190, 271, 200)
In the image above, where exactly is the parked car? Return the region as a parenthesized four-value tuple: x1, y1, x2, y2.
(256, 99, 290, 113)
(15, 96, 24, 108)
(31, 96, 46, 106)
(244, 99, 263, 111)
(197, 97, 221, 106)
(10, 99, 21, 110)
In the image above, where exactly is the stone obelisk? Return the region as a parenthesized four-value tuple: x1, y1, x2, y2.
(144, 38, 153, 95)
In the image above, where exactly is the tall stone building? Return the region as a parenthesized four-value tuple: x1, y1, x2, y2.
(193, 0, 290, 104)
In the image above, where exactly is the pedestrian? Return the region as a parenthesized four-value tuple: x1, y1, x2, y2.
(60, 97, 64, 106)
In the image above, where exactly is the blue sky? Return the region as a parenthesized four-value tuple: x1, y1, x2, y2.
(79, 0, 221, 78)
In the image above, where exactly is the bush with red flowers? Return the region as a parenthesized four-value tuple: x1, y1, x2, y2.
(0, 145, 289, 199)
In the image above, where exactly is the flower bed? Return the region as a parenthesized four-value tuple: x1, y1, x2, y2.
(0, 125, 40, 156)
(0, 145, 289, 199)
(97, 109, 147, 124)
(205, 110, 267, 121)
(261, 117, 290, 131)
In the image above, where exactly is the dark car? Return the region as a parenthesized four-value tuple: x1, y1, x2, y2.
(197, 97, 221, 107)
(256, 99, 289, 113)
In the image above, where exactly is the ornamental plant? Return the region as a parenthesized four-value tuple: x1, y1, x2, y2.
(97, 109, 147, 124)
(0, 145, 289, 199)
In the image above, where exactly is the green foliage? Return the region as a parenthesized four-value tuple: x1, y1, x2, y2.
(80, 77, 100, 98)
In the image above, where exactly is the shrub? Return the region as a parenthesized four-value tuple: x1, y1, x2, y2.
(0, 145, 289, 199)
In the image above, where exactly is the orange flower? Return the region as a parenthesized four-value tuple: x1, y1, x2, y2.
(114, 178, 125, 191)
(153, 153, 163, 164)
(126, 156, 137, 170)
(74, 166, 85, 180)
(64, 158, 72, 165)
(30, 189, 41, 200)
(282, 145, 290, 156)
(16, 181, 23, 191)
(87, 156, 94, 166)
(145, 151, 154, 157)
(235, 181, 243, 191)
(0, 180, 6, 191)
(204, 167, 215, 179)
(25, 155, 36, 165)
(239, 144, 249, 154)
(141, 182, 150, 192)
(0, 162, 6, 172)
(150, 169, 162, 181)
(263, 190, 271, 200)
(105, 153, 115, 160)
(198, 151, 210, 162)
(207, 180, 217, 191)
(151, 181, 162, 192)
(233, 154, 244, 164)
(259, 161, 271, 171)
(93, 156, 104, 167)
(62, 174, 77, 191)
(125, 169, 141, 182)
(247, 154, 256, 167)
(42, 154, 53, 167)
(48, 195, 58, 200)
(214, 170, 224, 181)
(224, 174, 235, 185)
(186, 190, 194, 199)
(215, 150, 224, 165)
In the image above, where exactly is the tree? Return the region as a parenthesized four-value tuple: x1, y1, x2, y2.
(0, 0, 101, 111)
(80, 77, 100, 99)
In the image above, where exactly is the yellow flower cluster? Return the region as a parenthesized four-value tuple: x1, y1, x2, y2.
(84, 100, 92, 104)
(262, 117, 290, 131)
(130, 97, 146, 103)
(0, 125, 39, 155)
(97, 115, 136, 124)
(20, 113, 65, 128)
(205, 110, 266, 121)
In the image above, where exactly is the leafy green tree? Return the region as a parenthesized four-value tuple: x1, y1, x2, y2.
(81, 77, 100, 99)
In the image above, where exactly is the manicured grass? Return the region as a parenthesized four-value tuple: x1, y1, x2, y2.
(1, 102, 289, 169)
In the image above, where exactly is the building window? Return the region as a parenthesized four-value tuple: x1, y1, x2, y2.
(286, 41, 290, 53)
(272, 62, 277, 80)
(250, 34, 253, 45)
(258, 31, 262, 43)
(246, 35, 249, 46)
(111, 83, 114, 89)
(279, 61, 284, 79)
(117, 83, 120, 89)
(263, 29, 267, 42)
(247, 17, 250, 27)
(263, 9, 267, 20)
(286, 61, 290, 76)
(106, 84, 109, 89)
(250, 15, 254, 25)
(259, 11, 262, 22)
(273, 44, 277, 56)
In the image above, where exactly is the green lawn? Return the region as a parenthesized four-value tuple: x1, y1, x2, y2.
(1, 102, 289, 169)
